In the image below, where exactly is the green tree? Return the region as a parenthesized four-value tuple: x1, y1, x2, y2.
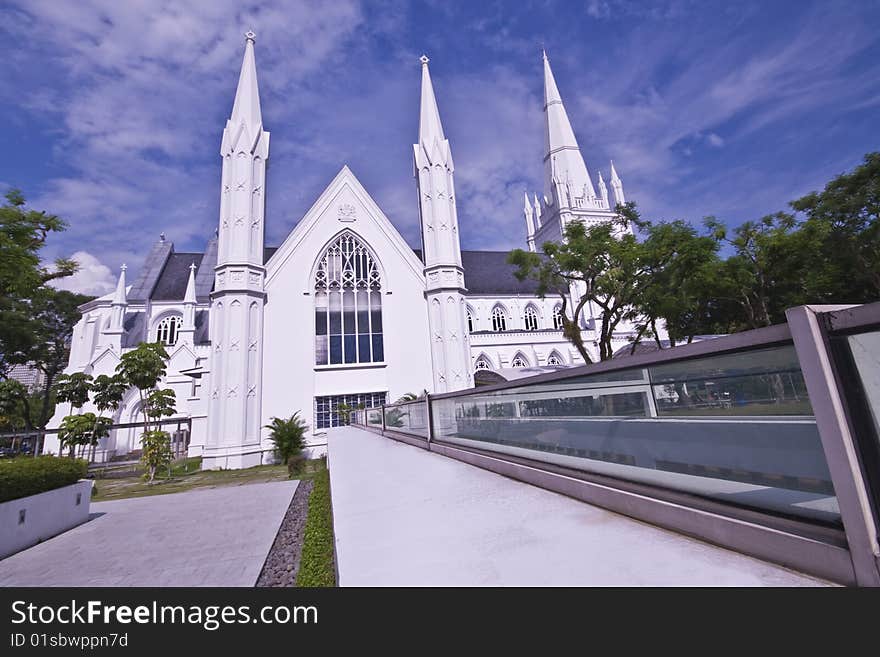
(629, 216, 722, 350)
(790, 151, 880, 302)
(89, 374, 127, 462)
(114, 342, 176, 483)
(264, 412, 309, 474)
(57, 413, 111, 460)
(509, 207, 650, 361)
(54, 372, 94, 457)
(0, 189, 76, 305)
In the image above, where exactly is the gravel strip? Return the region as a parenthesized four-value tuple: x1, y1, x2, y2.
(256, 479, 314, 587)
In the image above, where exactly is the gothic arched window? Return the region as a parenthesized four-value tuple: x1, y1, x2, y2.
(552, 305, 564, 330)
(466, 307, 475, 333)
(523, 306, 539, 331)
(511, 353, 529, 368)
(156, 316, 182, 346)
(314, 232, 383, 365)
(547, 352, 563, 366)
(491, 306, 507, 332)
(474, 358, 491, 371)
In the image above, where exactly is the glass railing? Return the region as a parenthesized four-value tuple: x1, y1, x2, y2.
(383, 400, 429, 438)
(431, 343, 837, 524)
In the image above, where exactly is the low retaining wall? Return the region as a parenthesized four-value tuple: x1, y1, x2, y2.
(0, 480, 94, 559)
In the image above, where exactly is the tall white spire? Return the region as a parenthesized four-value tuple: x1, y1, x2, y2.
(597, 170, 608, 205)
(524, 191, 536, 252)
(112, 264, 127, 308)
(542, 51, 595, 206)
(104, 264, 127, 350)
(230, 31, 262, 132)
(418, 55, 445, 147)
(177, 262, 197, 347)
(205, 31, 270, 470)
(413, 55, 471, 393)
(533, 193, 542, 227)
(610, 160, 625, 207)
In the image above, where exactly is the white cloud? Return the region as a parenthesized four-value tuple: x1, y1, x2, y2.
(50, 251, 117, 296)
(706, 133, 724, 148)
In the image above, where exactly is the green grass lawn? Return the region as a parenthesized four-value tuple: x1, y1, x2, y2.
(90, 457, 312, 502)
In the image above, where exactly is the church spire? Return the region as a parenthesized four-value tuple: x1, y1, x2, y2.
(230, 30, 262, 132)
(205, 31, 270, 469)
(111, 264, 127, 308)
(413, 55, 470, 393)
(418, 55, 445, 147)
(610, 160, 625, 207)
(524, 191, 536, 252)
(179, 262, 197, 345)
(104, 264, 127, 349)
(542, 51, 595, 206)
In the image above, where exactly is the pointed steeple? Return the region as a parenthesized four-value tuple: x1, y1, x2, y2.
(524, 191, 536, 252)
(112, 264, 127, 307)
(230, 30, 262, 131)
(542, 51, 595, 204)
(105, 264, 127, 344)
(533, 193, 542, 228)
(184, 262, 197, 305)
(597, 170, 608, 205)
(418, 55, 445, 146)
(180, 262, 197, 344)
(610, 160, 625, 207)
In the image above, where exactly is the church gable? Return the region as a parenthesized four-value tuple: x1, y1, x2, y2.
(265, 165, 424, 292)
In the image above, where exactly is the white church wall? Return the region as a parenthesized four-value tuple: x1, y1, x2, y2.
(261, 167, 433, 443)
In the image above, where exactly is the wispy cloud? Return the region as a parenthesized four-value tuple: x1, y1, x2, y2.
(0, 0, 877, 284)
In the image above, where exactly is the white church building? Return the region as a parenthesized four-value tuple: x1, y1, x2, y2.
(45, 34, 638, 468)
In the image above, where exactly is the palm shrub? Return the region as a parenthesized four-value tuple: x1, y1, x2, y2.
(264, 412, 309, 474)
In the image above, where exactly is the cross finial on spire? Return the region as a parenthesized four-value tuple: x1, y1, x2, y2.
(420, 54, 429, 65)
(189, 262, 197, 273)
(120, 263, 127, 272)
(245, 30, 256, 43)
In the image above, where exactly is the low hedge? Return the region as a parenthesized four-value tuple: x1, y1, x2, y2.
(0, 456, 88, 503)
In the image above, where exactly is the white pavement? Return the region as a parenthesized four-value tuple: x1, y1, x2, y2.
(0, 481, 297, 587)
(329, 427, 830, 586)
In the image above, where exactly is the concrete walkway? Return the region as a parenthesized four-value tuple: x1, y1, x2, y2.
(0, 481, 297, 587)
(329, 427, 829, 586)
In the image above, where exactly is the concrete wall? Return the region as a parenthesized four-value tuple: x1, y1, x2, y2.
(0, 480, 93, 559)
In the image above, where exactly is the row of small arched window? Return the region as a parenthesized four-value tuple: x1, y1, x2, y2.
(473, 351, 563, 371)
(467, 305, 564, 333)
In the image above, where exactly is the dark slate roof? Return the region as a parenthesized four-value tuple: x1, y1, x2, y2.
(128, 239, 173, 301)
(151, 253, 203, 301)
(194, 237, 217, 302)
(121, 312, 146, 348)
(194, 310, 209, 345)
(147, 245, 534, 301)
(413, 249, 537, 295)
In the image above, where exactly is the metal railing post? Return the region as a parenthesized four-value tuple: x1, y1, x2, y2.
(786, 304, 880, 586)
(425, 394, 433, 444)
(381, 404, 386, 433)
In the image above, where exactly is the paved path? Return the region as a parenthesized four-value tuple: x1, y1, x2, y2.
(329, 427, 829, 586)
(0, 481, 298, 587)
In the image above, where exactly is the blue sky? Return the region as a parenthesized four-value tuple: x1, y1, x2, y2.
(1, 0, 878, 294)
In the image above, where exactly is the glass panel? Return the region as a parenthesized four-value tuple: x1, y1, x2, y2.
(431, 343, 839, 525)
(846, 329, 880, 445)
(329, 291, 342, 364)
(384, 401, 429, 437)
(315, 292, 328, 365)
(343, 290, 356, 364)
(650, 345, 811, 416)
